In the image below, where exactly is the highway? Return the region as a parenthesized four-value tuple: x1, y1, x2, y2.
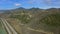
(0, 18, 54, 34)
(1, 18, 18, 34)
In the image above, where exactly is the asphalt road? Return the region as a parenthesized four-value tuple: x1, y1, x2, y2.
(1, 18, 18, 34)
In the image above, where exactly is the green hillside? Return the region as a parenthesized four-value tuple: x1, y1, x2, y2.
(40, 13, 60, 26)
(1, 8, 60, 34)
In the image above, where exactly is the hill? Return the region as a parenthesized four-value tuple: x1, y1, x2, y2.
(1, 7, 60, 34)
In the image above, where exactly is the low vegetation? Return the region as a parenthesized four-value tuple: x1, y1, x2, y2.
(1, 7, 60, 34)
(40, 13, 60, 26)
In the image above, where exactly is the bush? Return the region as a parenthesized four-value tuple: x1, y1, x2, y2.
(40, 14, 60, 26)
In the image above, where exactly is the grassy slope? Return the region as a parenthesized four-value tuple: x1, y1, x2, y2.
(10, 12, 33, 24)
(40, 13, 60, 26)
(2, 8, 60, 34)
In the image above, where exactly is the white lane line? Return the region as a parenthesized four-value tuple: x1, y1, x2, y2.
(1, 18, 12, 34)
(3, 18, 18, 34)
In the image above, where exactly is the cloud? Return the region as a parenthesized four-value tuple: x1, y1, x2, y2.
(28, 1, 33, 4)
(45, 0, 51, 3)
(44, 0, 51, 4)
(14, 3, 22, 6)
(28, 0, 41, 4)
(28, 0, 36, 4)
(40, 0, 52, 5)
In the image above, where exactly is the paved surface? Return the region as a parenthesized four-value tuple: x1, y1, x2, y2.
(1, 18, 18, 34)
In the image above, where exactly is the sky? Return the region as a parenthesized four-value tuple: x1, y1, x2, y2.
(0, 0, 60, 10)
